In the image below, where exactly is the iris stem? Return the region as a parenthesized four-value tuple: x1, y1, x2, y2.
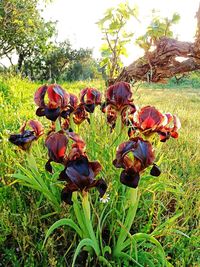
(69, 114, 76, 131)
(82, 192, 100, 256)
(55, 119, 61, 132)
(113, 187, 139, 257)
(72, 192, 89, 238)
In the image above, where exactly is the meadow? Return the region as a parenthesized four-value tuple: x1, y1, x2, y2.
(0, 75, 199, 266)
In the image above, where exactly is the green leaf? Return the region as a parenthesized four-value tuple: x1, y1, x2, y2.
(103, 245, 112, 256)
(98, 256, 113, 267)
(72, 238, 99, 267)
(42, 218, 82, 248)
(172, 13, 180, 24)
(119, 252, 143, 267)
(131, 233, 166, 266)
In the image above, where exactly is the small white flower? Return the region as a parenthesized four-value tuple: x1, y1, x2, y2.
(100, 193, 110, 204)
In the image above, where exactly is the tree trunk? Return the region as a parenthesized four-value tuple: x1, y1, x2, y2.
(17, 53, 24, 72)
(115, 5, 200, 84)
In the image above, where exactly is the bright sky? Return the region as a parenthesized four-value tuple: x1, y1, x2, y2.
(41, 0, 200, 65)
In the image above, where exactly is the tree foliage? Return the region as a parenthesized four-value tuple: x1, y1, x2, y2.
(136, 11, 180, 53)
(23, 40, 97, 81)
(0, 0, 55, 70)
(97, 1, 138, 82)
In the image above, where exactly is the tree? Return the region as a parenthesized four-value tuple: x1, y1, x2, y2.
(23, 40, 95, 81)
(0, 0, 55, 71)
(115, 5, 200, 84)
(97, 1, 138, 83)
(65, 57, 100, 81)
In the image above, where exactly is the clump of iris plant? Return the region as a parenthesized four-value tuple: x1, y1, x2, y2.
(9, 80, 181, 266)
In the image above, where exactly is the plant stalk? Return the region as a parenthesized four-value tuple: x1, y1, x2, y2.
(114, 187, 139, 257)
(82, 192, 100, 256)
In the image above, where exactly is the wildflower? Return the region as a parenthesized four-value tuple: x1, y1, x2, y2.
(128, 106, 181, 141)
(101, 82, 136, 130)
(100, 193, 110, 203)
(105, 81, 133, 110)
(80, 87, 101, 113)
(45, 131, 68, 173)
(59, 132, 107, 205)
(9, 120, 44, 150)
(73, 104, 90, 125)
(113, 137, 160, 188)
(34, 84, 69, 121)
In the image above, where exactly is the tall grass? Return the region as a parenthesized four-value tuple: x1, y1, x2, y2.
(0, 75, 199, 266)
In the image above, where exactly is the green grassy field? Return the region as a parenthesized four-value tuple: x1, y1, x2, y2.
(0, 75, 199, 266)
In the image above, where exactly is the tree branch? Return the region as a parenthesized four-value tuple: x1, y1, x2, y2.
(116, 4, 200, 83)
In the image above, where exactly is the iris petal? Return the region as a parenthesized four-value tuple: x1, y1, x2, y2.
(61, 187, 73, 205)
(61, 184, 78, 205)
(85, 103, 95, 113)
(9, 131, 36, 150)
(68, 157, 90, 177)
(45, 159, 53, 173)
(120, 169, 140, 188)
(36, 108, 45, 117)
(150, 164, 161, 176)
(29, 120, 44, 137)
(34, 85, 47, 107)
(45, 107, 60, 121)
(106, 81, 133, 110)
(45, 132, 68, 163)
(92, 178, 108, 197)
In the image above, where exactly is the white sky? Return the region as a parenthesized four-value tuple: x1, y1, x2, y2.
(1, 0, 199, 67)
(41, 0, 200, 65)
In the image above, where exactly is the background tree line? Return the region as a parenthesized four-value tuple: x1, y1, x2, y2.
(0, 0, 100, 81)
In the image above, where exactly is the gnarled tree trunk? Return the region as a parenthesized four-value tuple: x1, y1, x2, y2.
(115, 5, 200, 84)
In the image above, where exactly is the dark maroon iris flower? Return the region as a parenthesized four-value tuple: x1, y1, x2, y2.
(73, 104, 90, 125)
(105, 81, 133, 110)
(80, 87, 101, 113)
(44, 131, 107, 204)
(59, 155, 107, 205)
(45, 131, 68, 173)
(113, 137, 160, 188)
(102, 82, 136, 130)
(60, 93, 78, 119)
(61, 133, 107, 205)
(34, 84, 69, 121)
(130, 106, 181, 141)
(9, 120, 44, 150)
